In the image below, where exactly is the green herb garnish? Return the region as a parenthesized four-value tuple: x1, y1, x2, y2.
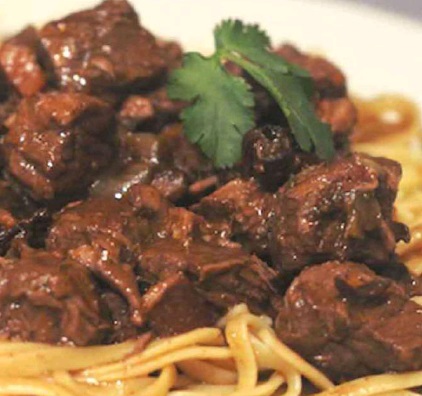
(167, 20, 335, 168)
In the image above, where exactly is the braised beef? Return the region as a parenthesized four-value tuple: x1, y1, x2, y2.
(317, 98, 357, 149)
(0, 26, 47, 97)
(118, 88, 185, 132)
(276, 261, 422, 380)
(0, 180, 37, 222)
(0, 180, 44, 253)
(135, 195, 279, 316)
(4, 92, 115, 201)
(90, 131, 160, 199)
(150, 167, 187, 202)
(140, 239, 278, 316)
(48, 183, 277, 334)
(100, 290, 138, 342)
(119, 95, 155, 130)
(158, 124, 214, 186)
(242, 125, 318, 191)
(0, 74, 19, 133)
(270, 153, 409, 273)
(275, 44, 346, 98)
(0, 208, 51, 255)
(0, 248, 107, 345)
(91, 124, 217, 203)
(46, 193, 153, 326)
(0, 2, 418, 383)
(156, 39, 183, 70)
(148, 275, 219, 337)
(193, 178, 278, 256)
(317, 98, 356, 135)
(39, 0, 166, 95)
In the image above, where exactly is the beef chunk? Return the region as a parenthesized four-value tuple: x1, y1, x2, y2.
(151, 124, 218, 201)
(0, 180, 37, 222)
(0, 208, 51, 255)
(317, 98, 356, 135)
(0, 97, 20, 136)
(140, 239, 277, 317)
(156, 39, 183, 70)
(150, 167, 187, 202)
(276, 262, 422, 380)
(0, 70, 19, 133)
(99, 290, 138, 343)
(47, 184, 172, 327)
(46, 193, 155, 326)
(91, 124, 217, 203)
(158, 124, 214, 185)
(317, 98, 357, 148)
(270, 153, 409, 273)
(0, 26, 47, 97)
(90, 132, 160, 199)
(242, 125, 318, 191)
(138, 199, 278, 316)
(0, 180, 44, 254)
(275, 44, 346, 98)
(4, 92, 115, 201)
(39, 0, 166, 94)
(148, 275, 219, 337)
(118, 89, 185, 132)
(0, 248, 107, 345)
(119, 95, 155, 130)
(193, 178, 278, 256)
(49, 183, 276, 335)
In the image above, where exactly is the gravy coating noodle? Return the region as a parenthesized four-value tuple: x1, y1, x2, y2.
(0, 95, 421, 396)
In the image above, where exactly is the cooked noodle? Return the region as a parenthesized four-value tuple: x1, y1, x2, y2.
(0, 95, 420, 396)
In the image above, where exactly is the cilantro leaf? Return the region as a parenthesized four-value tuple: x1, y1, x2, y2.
(167, 53, 254, 167)
(215, 20, 335, 160)
(215, 19, 310, 79)
(226, 53, 334, 159)
(215, 20, 271, 54)
(167, 19, 336, 167)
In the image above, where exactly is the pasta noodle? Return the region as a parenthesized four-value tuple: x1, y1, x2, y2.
(0, 304, 420, 396)
(0, 94, 420, 396)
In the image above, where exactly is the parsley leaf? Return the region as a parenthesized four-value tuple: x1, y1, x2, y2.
(167, 19, 335, 167)
(167, 53, 254, 167)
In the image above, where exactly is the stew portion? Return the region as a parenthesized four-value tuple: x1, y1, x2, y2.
(0, 0, 419, 382)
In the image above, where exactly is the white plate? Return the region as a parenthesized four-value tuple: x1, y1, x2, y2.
(0, 0, 421, 108)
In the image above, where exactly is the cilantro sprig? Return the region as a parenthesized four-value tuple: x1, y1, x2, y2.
(167, 20, 335, 168)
